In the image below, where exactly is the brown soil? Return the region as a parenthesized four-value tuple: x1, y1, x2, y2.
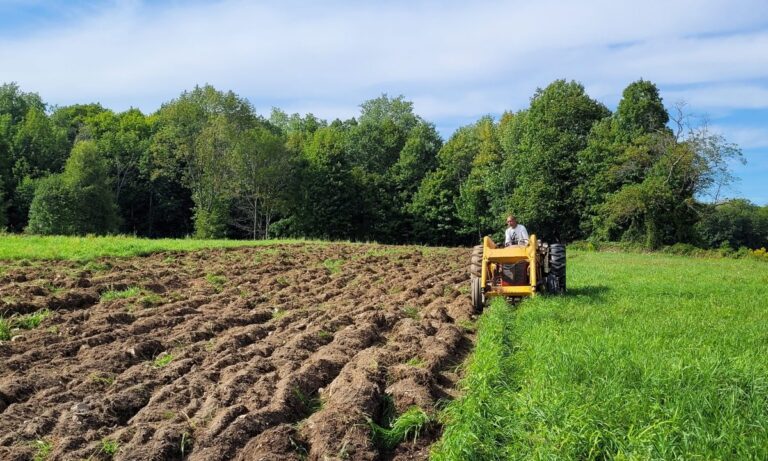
(0, 243, 473, 460)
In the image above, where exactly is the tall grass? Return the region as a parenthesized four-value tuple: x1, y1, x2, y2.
(0, 234, 317, 261)
(433, 252, 768, 460)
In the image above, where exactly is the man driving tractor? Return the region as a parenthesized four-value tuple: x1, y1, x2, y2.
(504, 215, 529, 246)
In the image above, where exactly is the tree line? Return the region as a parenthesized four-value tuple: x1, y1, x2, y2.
(1, 80, 766, 249)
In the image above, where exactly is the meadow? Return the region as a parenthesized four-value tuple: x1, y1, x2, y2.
(433, 251, 768, 460)
(0, 234, 309, 261)
(2, 235, 767, 459)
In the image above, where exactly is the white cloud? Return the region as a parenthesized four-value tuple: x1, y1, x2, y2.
(1, 0, 768, 118)
(711, 126, 768, 149)
(665, 85, 768, 110)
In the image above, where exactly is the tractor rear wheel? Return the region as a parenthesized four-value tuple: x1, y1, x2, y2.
(471, 276, 484, 313)
(469, 245, 483, 277)
(546, 244, 566, 295)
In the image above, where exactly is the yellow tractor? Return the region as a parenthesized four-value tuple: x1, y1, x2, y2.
(469, 234, 565, 311)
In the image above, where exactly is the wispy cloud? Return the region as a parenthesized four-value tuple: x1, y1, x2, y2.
(712, 125, 768, 149)
(666, 84, 768, 111)
(2, 0, 768, 115)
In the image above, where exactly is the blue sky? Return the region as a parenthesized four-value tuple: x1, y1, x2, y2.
(1, 0, 766, 204)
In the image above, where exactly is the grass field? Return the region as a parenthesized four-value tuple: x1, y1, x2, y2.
(0, 234, 313, 260)
(3, 235, 767, 458)
(433, 252, 768, 460)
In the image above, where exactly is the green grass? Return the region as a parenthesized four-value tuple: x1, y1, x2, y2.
(0, 317, 12, 341)
(138, 292, 164, 307)
(369, 406, 433, 451)
(0, 309, 54, 340)
(0, 234, 314, 261)
(100, 438, 120, 457)
(406, 357, 426, 367)
(433, 251, 768, 460)
(205, 274, 227, 291)
(32, 439, 53, 461)
(292, 387, 323, 415)
(89, 373, 115, 386)
(152, 353, 174, 368)
(401, 305, 420, 319)
(322, 258, 344, 274)
(13, 308, 52, 329)
(100, 286, 141, 302)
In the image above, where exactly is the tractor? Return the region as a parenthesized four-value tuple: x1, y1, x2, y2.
(469, 234, 566, 312)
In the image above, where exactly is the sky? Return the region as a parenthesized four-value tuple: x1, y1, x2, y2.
(1, 0, 766, 204)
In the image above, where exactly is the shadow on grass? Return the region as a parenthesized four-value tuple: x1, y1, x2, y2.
(564, 285, 610, 301)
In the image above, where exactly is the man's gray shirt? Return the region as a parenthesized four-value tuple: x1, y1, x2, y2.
(505, 224, 529, 246)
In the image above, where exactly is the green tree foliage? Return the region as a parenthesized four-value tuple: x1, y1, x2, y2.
(25, 175, 74, 235)
(410, 121, 488, 244)
(614, 79, 669, 142)
(84, 108, 157, 232)
(12, 107, 69, 178)
(51, 103, 107, 147)
(594, 112, 743, 248)
(232, 125, 292, 239)
(454, 117, 503, 240)
(0, 114, 12, 206)
(269, 109, 325, 155)
(1, 80, 753, 250)
(345, 95, 441, 242)
(28, 141, 118, 235)
(696, 199, 767, 250)
(506, 80, 609, 241)
(577, 80, 673, 240)
(153, 85, 258, 238)
(0, 85, 69, 231)
(10, 176, 39, 231)
(0, 185, 5, 230)
(287, 124, 367, 239)
(0, 83, 44, 125)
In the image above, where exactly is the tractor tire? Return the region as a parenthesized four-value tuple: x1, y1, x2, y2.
(469, 245, 483, 278)
(471, 276, 484, 313)
(546, 244, 566, 295)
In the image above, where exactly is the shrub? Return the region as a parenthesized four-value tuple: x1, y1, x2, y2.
(27, 141, 118, 236)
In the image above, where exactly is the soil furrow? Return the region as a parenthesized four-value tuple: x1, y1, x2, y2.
(0, 243, 472, 460)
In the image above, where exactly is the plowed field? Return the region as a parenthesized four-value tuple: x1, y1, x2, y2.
(0, 243, 472, 460)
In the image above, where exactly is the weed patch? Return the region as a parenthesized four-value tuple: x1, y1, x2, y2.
(152, 353, 174, 368)
(100, 438, 120, 457)
(322, 258, 344, 274)
(101, 287, 140, 302)
(89, 373, 115, 386)
(406, 357, 425, 367)
(138, 293, 164, 307)
(32, 439, 53, 461)
(0, 317, 12, 341)
(15, 309, 53, 329)
(205, 274, 227, 291)
(401, 305, 419, 320)
(369, 406, 432, 451)
(0, 309, 53, 340)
